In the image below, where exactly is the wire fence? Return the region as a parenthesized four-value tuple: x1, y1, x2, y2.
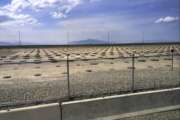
(0, 47, 180, 110)
(67, 51, 180, 99)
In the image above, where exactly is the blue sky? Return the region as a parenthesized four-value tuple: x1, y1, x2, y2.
(0, 0, 179, 44)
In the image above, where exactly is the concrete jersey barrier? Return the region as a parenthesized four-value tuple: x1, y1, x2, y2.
(62, 88, 180, 120)
(0, 103, 61, 120)
(0, 87, 180, 120)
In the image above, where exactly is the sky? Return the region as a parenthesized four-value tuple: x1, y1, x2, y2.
(0, 0, 179, 44)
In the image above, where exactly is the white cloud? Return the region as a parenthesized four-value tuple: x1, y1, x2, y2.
(3, 0, 30, 12)
(1, 0, 84, 18)
(0, 0, 104, 30)
(50, 0, 83, 19)
(155, 16, 179, 23)
(0, 0, 97, 26)
(51, 11, 67, 19)
(0, 8, 38, 27)
(3, 0, 59, 11)
(50, 0, 82, 19)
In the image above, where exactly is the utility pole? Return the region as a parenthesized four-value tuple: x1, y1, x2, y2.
(18, 31, 21, 46)
(107, 31, 111, 47)
(142, 32, 144, 56)
(67, 31, 69, 46)
(66, 31, 70, 54)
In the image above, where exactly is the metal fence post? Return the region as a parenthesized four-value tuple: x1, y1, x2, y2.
(131, 52, 135, 93)
(66, 54, 71, 100)
(171, 49, 174, 71)
(59, 102, 63, 120)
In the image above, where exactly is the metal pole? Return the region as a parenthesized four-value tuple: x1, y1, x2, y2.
(153, 77, 156, 90)
(66, 54, 70, 99)
(67, 32, 69, 46)
(18, 31, 21, 46)
(132, 52, 135, 92)
(142, 32, 144, 56)
(171, 49, 174, 71)
(108, 31, 110, 44)
(59, 102, 63, 120)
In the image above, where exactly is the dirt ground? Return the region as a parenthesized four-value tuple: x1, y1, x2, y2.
(0, 44, 180, 105)
(0, 49, 18, 57)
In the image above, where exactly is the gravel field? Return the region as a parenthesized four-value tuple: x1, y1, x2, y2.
(0, 56, 179, 104)
(0, 44, 180, 106)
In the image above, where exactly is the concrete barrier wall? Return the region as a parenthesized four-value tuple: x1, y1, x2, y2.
(0, 103, 61, 120)
(62, 88, 180, 120)
(0, 88, 180, 120)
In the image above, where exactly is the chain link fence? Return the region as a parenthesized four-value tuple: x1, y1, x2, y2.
(0, 45, 180, 110)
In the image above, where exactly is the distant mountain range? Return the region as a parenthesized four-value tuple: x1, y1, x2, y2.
(70, 39, 108, 45)
(0, 41, 16, 46)
(0, 39, 108, 46)
(0, 41, 36, 46)
(0, 39, 179, 46)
